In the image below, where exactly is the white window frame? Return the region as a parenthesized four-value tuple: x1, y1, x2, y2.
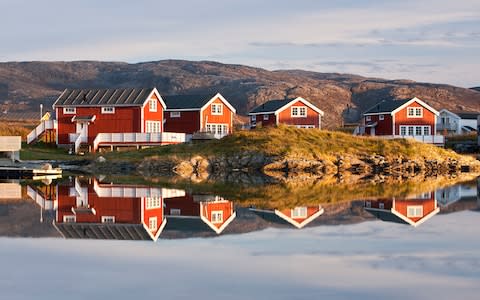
(170, 111, 181, 118)
(170, 208, 181, 216)
(296, 125, 315, 129)
(400, 126, 407, 136)
(291, 207, 307, 218)
(407, 206, 423, 218)
(407, 107, 423, 118)
(101, 107, 115, 114)
(408, 126, 414, 136)
(379, 114, 384, 121)
(146, 197, 161, 209)
(149, 98, 157, 112)
(263, 114, 269, 121)
(205, 123, 228, 135)
(211, 103, 223, 115)
(251, 115, 256, 122)
(379, 202, 385, 209)
(145, 121, 161, 133)
(63, 215, 76, 223)
(415, 126, 422, 136)
(101, 216, 115, 223)
(63, 107, 76, 115)
(148, 217, 158, 231)
(423, 126, 430, 136)
(291, 106, 307, 118)
(400, 125, 431, 136)
(211, 211, 224, 224)
(366, 115, 371, 121)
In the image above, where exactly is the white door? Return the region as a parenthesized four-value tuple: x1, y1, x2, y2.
(76, 122, 88, 142)
(370, 127, 375, 136)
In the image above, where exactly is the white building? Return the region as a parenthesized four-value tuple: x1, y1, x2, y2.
(437, 109, 479, 135)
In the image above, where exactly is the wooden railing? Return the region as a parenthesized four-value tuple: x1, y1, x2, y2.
(92, 132, 191, 152)
(27, 120, 57, 144)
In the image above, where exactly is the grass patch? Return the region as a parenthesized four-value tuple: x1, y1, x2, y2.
(20, 142, 91, 161)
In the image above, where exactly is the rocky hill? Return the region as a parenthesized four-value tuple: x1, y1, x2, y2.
(0, 60, 479, 128)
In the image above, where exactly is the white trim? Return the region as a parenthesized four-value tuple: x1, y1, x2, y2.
(274, 97, 324, 116)
(200, 93, 237, 114)
(63, 107, 76, 114)
(379, 114, 384, 120)
(200, 211, 237, 234)
(211, 103, 223, 115)
(143, 217, 167, 242)
(291, 106, 307, 118)
(101, 216, 115, 223)
(52, 89, 68, 109)
(407, 107, 423, 118)
(101, 107, 115, 114)
(165, 108, 201, 112)
(143, 88, 167, 110)
(169, 111, 181, 118)
(391, 97, 439, 116)
(365, 206, 440, 227)
(274, 206, 325, 229)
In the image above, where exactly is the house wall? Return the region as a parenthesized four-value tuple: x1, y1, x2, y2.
(142, 197, 164, 236)
(142, 93, 164, 133)
(201, 201, 234, 229)
(367, 199, 394, 210)
(394, 196, 436, 223)
(278, 206, 322, 224)
(164, 110, 201, 134)
(364, 114, 393, 135)
(277, 100, 320, 128)
(394, 102, 436, 135)
(164, 195, 200, 216)
(201, 97, 234, 133)
(251, 113, 276, 128)
(56, 106, 142, 145)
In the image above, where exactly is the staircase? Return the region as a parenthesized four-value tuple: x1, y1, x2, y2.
(27, 120, 57, 144)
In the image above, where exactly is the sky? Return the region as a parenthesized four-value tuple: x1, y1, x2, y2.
(1, 211, 480, 300)
(0, 0, 479, 87)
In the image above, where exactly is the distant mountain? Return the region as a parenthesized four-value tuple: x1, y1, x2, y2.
(1, 60, 479, 128)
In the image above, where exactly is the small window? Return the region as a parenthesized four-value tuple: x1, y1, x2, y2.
(170, 111, 181, 118)
(170, 208, 181, 216)
(379, 114, 384, 120)
(408, 126, 414, 136)
(148, 217, 158, 231)
(211, 103, 223, 115)
(211, 211, 223, 224)
(146, 121, 161, 133)
(251, 115, 256, 122)
(407, 107, 423, 118)
(63, 215, 76, 223)
(366, 116, 371, 121)
(415, 126, 422, 136)
(407, 206, 423, 218)
(291, 106, 307, 117)
(63, 107, 76, 115)
(423, 126, 430, 136)
(400, 126, 407, 136)
(291, 207, 307, 218)
(101, 107, 115, 114)
(149, 98, 157, 112)
(101, 216, 115, 223)
(263, 114, 269, 121)
(379, 202, 385, 209)
(365, 201, 371, 208)
(146, 197, 161, 209)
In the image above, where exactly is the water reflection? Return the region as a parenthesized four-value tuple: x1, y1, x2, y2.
(0, 176, 479, 240)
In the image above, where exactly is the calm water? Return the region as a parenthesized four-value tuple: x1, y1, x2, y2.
(0, 176, 479, 299)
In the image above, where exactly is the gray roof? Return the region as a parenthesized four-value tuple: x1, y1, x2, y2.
(249, 98, 295, 114)
(454, 111, 480, 120)
(364, 99, 411, 114)
(53, 88, 155, 107)
(163, 94, 216, 110)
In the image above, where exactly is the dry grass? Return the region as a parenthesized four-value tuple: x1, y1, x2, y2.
(0, 120, 36, 139)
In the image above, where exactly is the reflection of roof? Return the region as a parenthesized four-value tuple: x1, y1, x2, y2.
(250, 208, 324, 229)
(54, 88, 156, 107)
(163, 217, 213, 234)
(365, 207, 440, 227)
(54, 223, 154, 240)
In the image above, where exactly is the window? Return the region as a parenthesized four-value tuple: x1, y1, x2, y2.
(170, 111, 181, 118)
(408, 126, 414, 136)
(251, 115, 256, 122)
(211, 211, 223, 224)
(206, 123, 228, 135)
(407, 107, 423, 118)
(366, 116, 371, 121)
(291, 207, 307, 218)
(296, 125, 315, 129)
(423, 126, 430, 135)
(379, 114, 384, 120)
(146, 121, 161, 133)
(63, 107, 76, 114)
(291, 106, 307, 117)
(365, 201, 371, 208)
(170, 208, 181, 216)
(415, 126, 422, 136)
(63, 215, 76, 223)
(263, 114, 269, 121)
(101, 107, 115, 114)
(401, 125, 430, 136)
(400, 126, 407, 136)
(148, 217, 158, 231)
(101, 216, 115, 223)
(379, 202, 385, 209)
(149, 98, 157, 112)
(211, 103, 223, 115)
(407, 206, 423, 218)
(146, 197, 161, 209)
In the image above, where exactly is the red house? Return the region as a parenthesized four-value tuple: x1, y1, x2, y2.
(163, 194, 236, 235)
(49, 178, 177, 241)
(249, 205, 324, 229)
(358, 97, 443, 144)
(364, 192, 440, 227)
(28, 87, 190, 153)
(248, 97, 324, 129)
(163, 93, 236, 138)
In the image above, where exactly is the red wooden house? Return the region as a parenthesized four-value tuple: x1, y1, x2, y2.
(50, 178, 179, 241)
(248, 97, 324, 129)
(28, 87, 189, 153)
(163, 93, 236, 138)
(163, 194, 236, 235)
(364, 192, 440, 227)
(249, 205, 324, 229)
(358, 97, 443, 144)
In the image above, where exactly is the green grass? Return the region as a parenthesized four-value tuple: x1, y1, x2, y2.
(20, 142, 91, 161)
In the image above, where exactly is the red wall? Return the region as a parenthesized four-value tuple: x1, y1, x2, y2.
(201, 97, 234, 133)
(164, 111, 201, 134)
(251, 113, 276, 127)
(164, 195, 200, 216)
(142, 93, 164, 132)
(364, 114, 393, 135)
(394, 103, 436, 135)
(201, 201, 234, 229)
(394, 197, 436, 223)
(277, 100, 320, 128)
(278, 206, 321, 225)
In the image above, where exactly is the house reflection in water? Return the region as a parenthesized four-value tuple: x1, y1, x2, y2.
(364, 191, 440, 227)
(28, 178, 185, 241)
(249, 205, 324, 229)
(163, 194, 236, 236)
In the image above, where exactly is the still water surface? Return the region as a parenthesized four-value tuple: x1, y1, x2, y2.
(0, 176, 479, 299)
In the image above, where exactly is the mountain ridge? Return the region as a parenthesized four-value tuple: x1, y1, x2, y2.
(0, 60, 479, 127)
